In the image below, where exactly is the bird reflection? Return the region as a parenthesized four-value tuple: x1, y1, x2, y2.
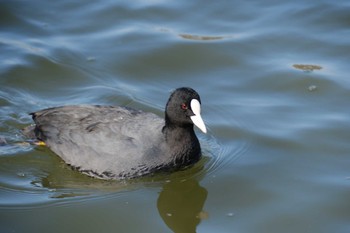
(38, 162, 208, 232)
(157, 178, 208, 233)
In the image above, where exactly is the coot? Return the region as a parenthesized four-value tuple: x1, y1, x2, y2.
(27, 87, 206, 179)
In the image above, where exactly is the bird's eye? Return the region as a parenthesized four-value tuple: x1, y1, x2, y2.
(181, 103, 188, 110)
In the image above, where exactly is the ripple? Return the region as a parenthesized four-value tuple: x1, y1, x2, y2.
(194, 103, 252, 178)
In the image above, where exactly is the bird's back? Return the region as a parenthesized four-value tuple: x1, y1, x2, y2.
(32, 105, 166, 179)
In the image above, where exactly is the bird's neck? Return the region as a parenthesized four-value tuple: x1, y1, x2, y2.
(162, 123, 201, 167)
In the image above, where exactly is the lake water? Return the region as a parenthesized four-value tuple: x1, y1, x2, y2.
(1, 0, 350, 232)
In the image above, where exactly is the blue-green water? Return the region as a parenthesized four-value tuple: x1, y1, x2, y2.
(1, 0, 350, 232)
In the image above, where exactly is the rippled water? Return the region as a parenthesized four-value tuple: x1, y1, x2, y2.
(1, 0, 350, 232)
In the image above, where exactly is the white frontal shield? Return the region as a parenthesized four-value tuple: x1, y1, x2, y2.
(189, 99, 207, 134)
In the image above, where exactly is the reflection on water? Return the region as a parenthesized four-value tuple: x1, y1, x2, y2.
(157, 178, 207, 233)
(1, 154, 209, 233)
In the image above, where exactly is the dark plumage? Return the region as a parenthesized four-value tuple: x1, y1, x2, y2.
(27, 87, 207, 179)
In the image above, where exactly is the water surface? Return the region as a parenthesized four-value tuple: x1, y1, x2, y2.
(1, 0, 350, 232)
